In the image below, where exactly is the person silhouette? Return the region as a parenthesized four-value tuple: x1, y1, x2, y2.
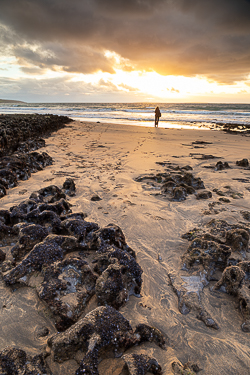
(154, 106, 161, 127)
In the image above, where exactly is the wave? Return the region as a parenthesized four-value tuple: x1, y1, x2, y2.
(1, 102, 250, 129)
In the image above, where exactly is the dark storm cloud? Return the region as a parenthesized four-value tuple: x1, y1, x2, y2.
(1, 0, 250, 82)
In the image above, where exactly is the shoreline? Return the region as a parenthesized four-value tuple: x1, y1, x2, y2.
(0, 120, 250, 374)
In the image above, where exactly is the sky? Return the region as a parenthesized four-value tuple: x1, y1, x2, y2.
(0, 0, 250, 103)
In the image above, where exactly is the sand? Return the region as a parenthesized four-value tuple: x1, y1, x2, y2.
(1, 121, 250, 374)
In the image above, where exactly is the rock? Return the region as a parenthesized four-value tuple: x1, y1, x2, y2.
(138, 165, 205, 202)
(3, 235, 84, 285)
(213, 266, 245, 295)
(182, 237, 231, 278)
(30, 185, 66, 204)
(11, 224, 49, 261)
(219, 197, 231, 203)
(87, 224, 128, 251)
(215, 161, 230, 171)
(122, 353, 163, 375)
(95, 262, 129, 309)
(172, 361, 200, 374)
(62, 178, 76, 196)
(225, 229, 249, 254)
(241, 211, 250, 221)
(0, 114, 70, 200)
(91, 194, 102, 201)
(48, 306, 165, 367)
(93, 246, 142, 296)
(0, 347, 52, 375)
(236, 159, 249, 167)
(39, 257, 97, 331)
(60, 218, 99, 243)
(195, 190, 212, 199)
(172, 186, 187, 201)
(35, 326, 50, 338)
(16, 138, 46, 153)
(0, 249, 6, 262)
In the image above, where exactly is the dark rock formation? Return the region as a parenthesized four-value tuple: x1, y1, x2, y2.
(178, 219, 250, 330)
(122, 353, 162, 375)
(136, 164, 205, 201)
(11, 224, 49, 261)
(48, 306, 165, 369)
(215, 161, 230, 171)
(0, 347, 52, 375)
(182, 237, 231, 279)
(236, 159, 249, 167)
(0, 114, 72, 198)
(93, 246, 142, 297)
(38, 257, 97, 331)
(91, 194, 102, 201)
(0, 182, 164, 371)
(172, 361, 201, 374)
(3, 234, 84, 285)
(195, 190, 212, 199)
(0, 114, 72, 157)
(62, 178, 76, 196)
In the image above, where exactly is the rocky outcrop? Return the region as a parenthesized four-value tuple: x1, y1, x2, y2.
(136, 164, 206, 202)
(174, 219, 250, 330)
(0, 114, 72, 198)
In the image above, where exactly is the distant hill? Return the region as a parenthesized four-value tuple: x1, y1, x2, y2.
(0, 99, 26, 104)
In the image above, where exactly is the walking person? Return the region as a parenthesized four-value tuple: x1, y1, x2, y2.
(155, 106, 161, 127)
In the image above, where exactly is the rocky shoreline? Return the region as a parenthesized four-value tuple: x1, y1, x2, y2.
(0, 114, 73, 199)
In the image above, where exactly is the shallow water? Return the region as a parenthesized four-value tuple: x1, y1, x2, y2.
(1, 102, 250, 129)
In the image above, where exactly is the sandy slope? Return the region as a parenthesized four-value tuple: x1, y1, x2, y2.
(1, 121, 250, 374)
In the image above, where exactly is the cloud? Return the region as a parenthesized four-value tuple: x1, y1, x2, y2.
(0, 0, 250, 83)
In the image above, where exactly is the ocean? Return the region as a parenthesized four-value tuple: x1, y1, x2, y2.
(1, 102, 250, 129)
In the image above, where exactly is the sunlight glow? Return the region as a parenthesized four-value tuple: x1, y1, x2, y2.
(2, 47, 250, 102)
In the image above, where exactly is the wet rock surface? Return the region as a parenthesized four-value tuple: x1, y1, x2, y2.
(0, 114, 72, 198)
(0, 347, 52, 375)
(39, 257, 97, 331)
(0, 114, 72, 156)
(171, 219, 250, 330)
(48, 305, 165, 371)
(136, 164, 205, 201)
(0, 182, 164, 373)
(172, 361, 201, 374)
(122, 353, 162, 375)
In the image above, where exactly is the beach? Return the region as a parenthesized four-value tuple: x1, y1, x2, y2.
(1, 120, 250, 374)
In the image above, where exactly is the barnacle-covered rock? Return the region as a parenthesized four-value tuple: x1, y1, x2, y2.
(122, 353, 163, 375)
(93, 246, 142, 296)
(38, 257, 97, 331)
(62, 178, 76, 196)
(3, 235, 84, 285)
(213, 266, 245, 295)
(182, 237, 231, 278)
(225, 228, 249, 254)
(60, 218, 99, 243)
(11, 224, 49, 261)
(95, 262, 129, 309)
(0, 347, 52, 375)
(48, 306, 165, 369)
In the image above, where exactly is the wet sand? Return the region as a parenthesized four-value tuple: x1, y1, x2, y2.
(1, 121, 250, 374)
